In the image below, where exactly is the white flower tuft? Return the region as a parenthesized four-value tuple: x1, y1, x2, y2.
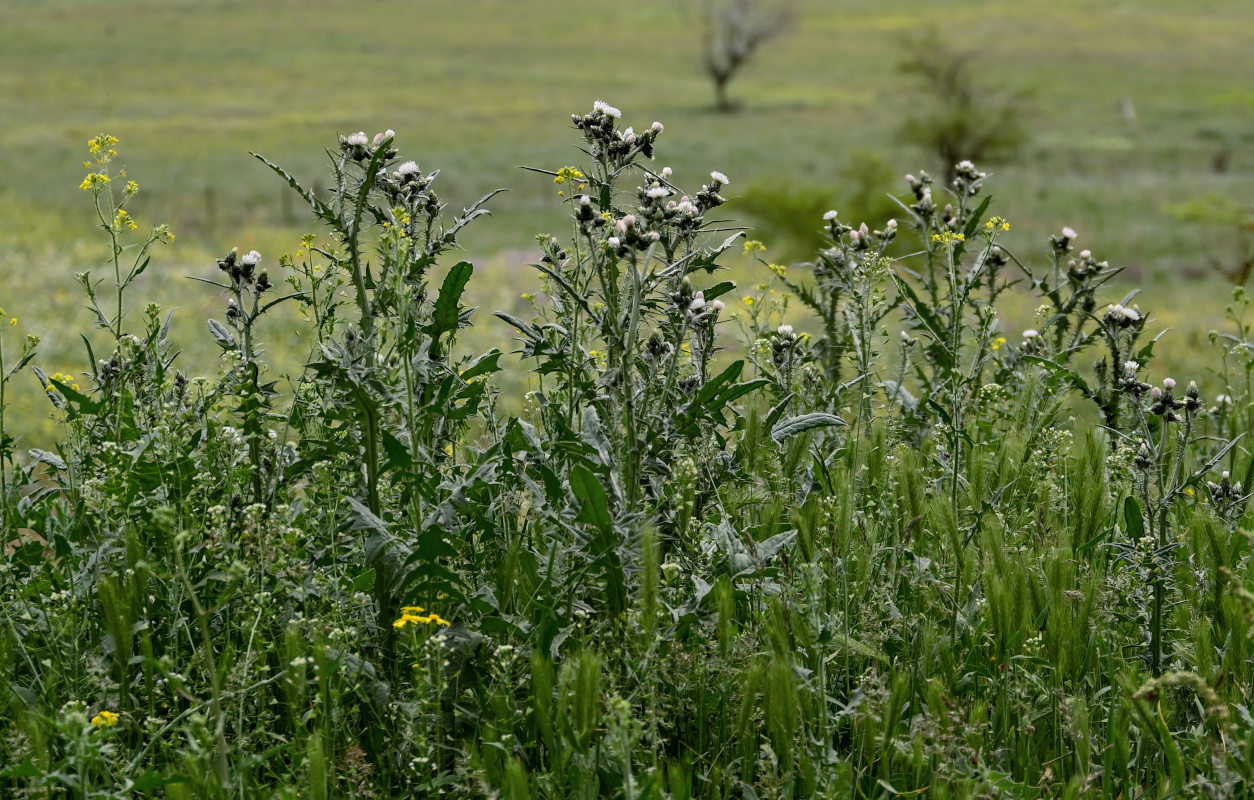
(709, 171, 730, 186)
(346, 132, 369, 147)
(651, 121, 664, 133)
(823, 209, 838, 221)
(661, 167, 673, 178)
(710, 299, 725, 311)
(1022, 328, 1040, 339)
(241, 250, 262, 266)
(777, 324, 794, 336)
(647, 187, 670, 199)
(395, 161, 420, 176)
(1062, 226, 1078, 239)
(689, 291, 705, 311)
(593, 100, 622, 119)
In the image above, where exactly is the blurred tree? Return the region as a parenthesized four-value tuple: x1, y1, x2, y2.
(701, 0, 794, 112)
(897, 39, 1030, 183)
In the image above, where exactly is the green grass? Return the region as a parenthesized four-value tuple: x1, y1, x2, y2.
(6, 46, 1254, 795)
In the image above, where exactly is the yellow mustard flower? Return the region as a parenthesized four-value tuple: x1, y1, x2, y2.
(743, 240, 766, 254)
(554, 167, 585, 185)
(91, 710, 120, 728)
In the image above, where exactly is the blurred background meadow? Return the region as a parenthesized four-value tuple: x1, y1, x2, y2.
(2, 0, 1252, 441)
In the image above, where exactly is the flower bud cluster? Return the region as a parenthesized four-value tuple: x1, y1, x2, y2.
(340, 129, 397, 163)
(951, 160, 987, 198)
(218, 248, 271, 294)
(571, 101, 663, 168)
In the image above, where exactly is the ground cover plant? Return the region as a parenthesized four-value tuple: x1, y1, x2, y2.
(5, 102, 1254, 799)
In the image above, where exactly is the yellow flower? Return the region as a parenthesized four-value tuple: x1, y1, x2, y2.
(554, 167, 585, 185)
(931, 230, 965, 245)
(79, 173, 110, 191)
(125, 180, 139, 196)
(991, 336, 1006, 351)
(401, 606, 425, 615)
(91, 710, 120, 728)
(743, 296, 755, 307)
(8, 317, 16, 326)
(767, 263, 786, 276)
(393, 610, 452, 629)
(743, 240, 766, 254)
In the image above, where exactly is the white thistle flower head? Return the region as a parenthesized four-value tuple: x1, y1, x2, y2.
(1124, 360, 1139, 373)
(622, 214, 636, 227)
(1080, 249, 1092, 259)
(957, 160, 975, 171)
(1022, 328, 1040, 339)
(396, 161, 420, 177)
(607, 236, 621, 248)
(710, 299, 725, 311)
(1062, 226, 1078, 239)
(1163, 378, 1176, 390)
(346, 132, 369, 147)
(689, 292, 705, 311)
(661, 167, 673, 178)
(593, 100, 622, 119)
(579, 195, 592, 207)
(647, 187, 669, 199)
(648, 231, 660, 242)
(709, 171, 730, 186)
(615, 219, 628, 234)
(887, 219, 898, 229)
(651, 121, 664, 134)
(823, 209, 839, 221)
(777, 324, 794, 336)
(241, 250, 262, 266)
(1223, 470, 1231, 480)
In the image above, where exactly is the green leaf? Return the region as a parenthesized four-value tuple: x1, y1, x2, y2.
(208, 319, 236, 350)
(428, 261, 474, 341)
(1124, 496, 1144, 541)
(459, 349, 501, 382)
(570, 465, 613, 536)
(352, 569, 376, 593)
(770, 413, 847, 443)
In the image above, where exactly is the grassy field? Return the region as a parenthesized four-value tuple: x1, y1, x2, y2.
(7, 4, 1254, 796)
(0, 0, 1251, 420)
(0, 0, 1251, 431)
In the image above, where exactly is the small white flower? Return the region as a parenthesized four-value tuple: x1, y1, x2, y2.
(241, 250, 262, 266)
(777, 324, 794, 336)
(579, 195, 592, 207)
(395, 161, 420, 176)
(1079, 249, 1092, 259)
(1062, 226, 1078, 239)
(710, 299, 725, 311)
(1163, 378, 1176, 390)
(651, 121, 664, 133)
(823, 209, 839, 221)
(607, 236, 621, 247)
(346, 132, 369, 147)
(957, 159, 975, 171)
(1124, 360, 1140, 373)
(648, 231, 660, 242)
(1022, 328, 1040, 339)
(647, 187, 670, 199)
(710, 171, 730, 186)
(690, 291, 706, 311)
(886, 219, 898, 229)
(661, 166, 673, 178)
(593, 99, 622, 118)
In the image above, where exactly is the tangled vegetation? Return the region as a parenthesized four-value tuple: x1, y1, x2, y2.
(3, 104, 1254, 799)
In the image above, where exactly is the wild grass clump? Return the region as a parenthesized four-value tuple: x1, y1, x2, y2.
(4, 102, 1254, 799)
